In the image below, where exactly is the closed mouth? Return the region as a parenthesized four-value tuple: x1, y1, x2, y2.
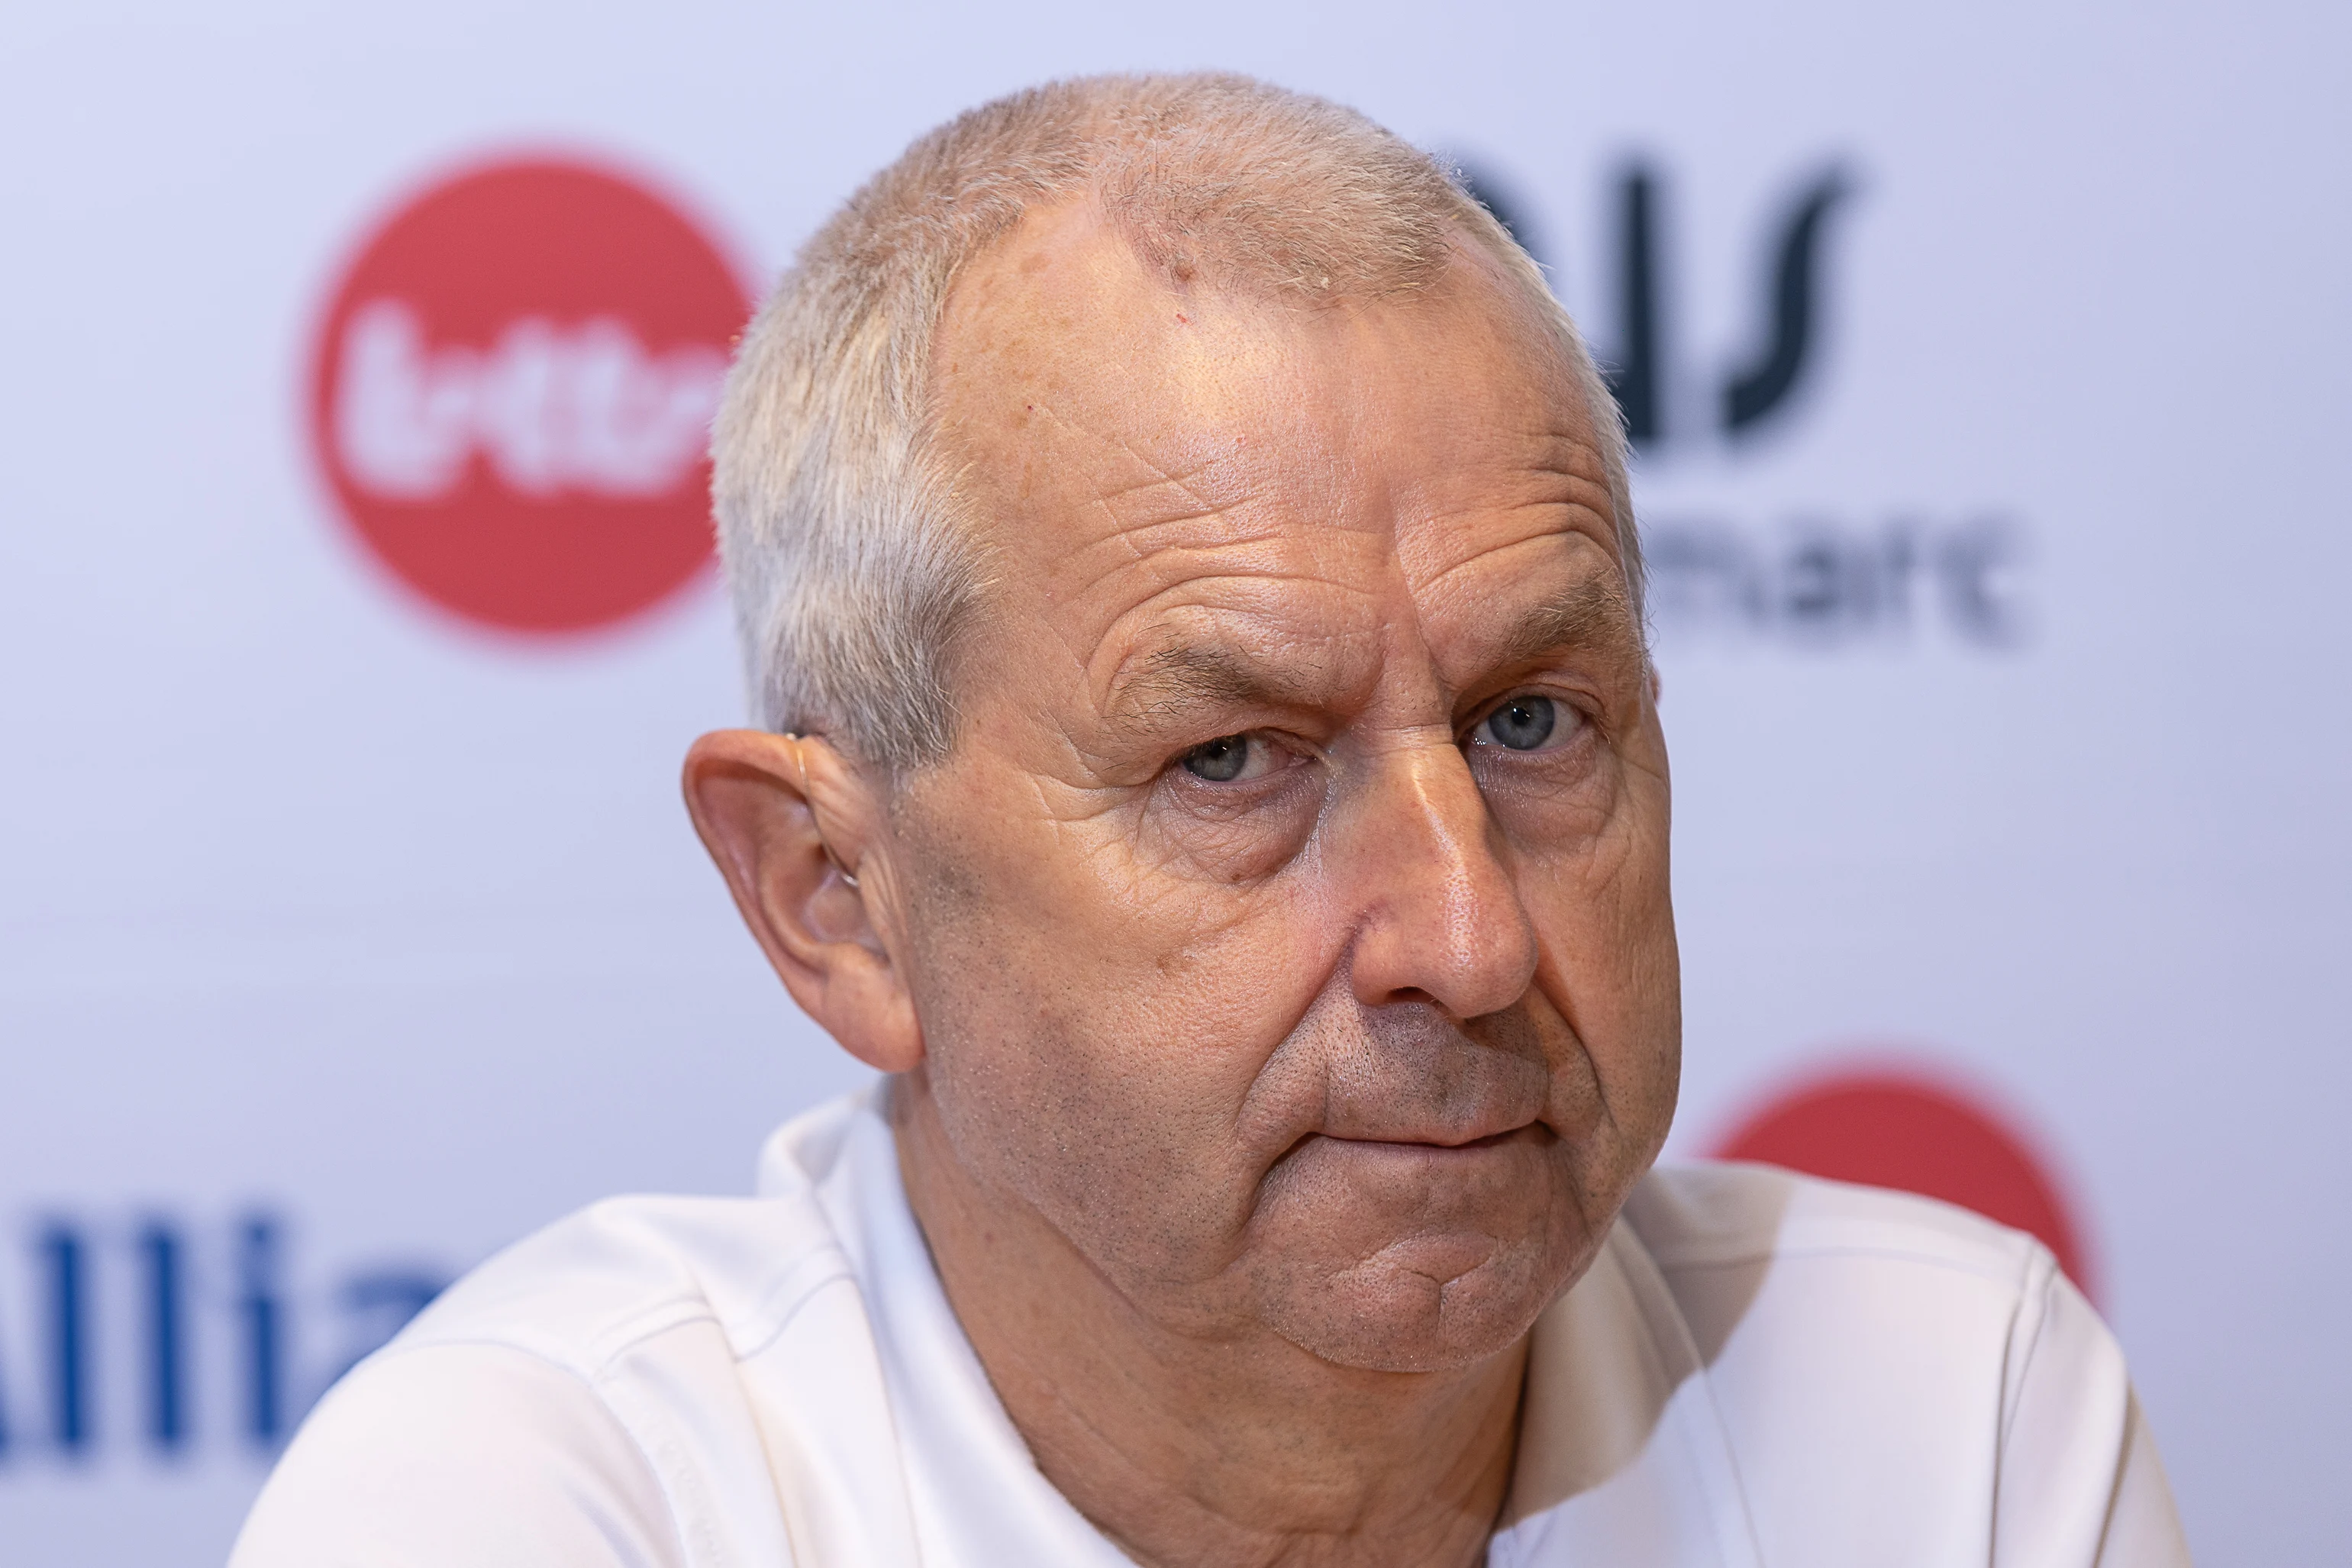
(1321, 1122, 1547, 1154)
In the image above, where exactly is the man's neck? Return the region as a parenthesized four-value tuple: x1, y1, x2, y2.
(893, 1085, 1528, 1568)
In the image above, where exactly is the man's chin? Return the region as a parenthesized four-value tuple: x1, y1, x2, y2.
(1257, 1228, 1579, 1373)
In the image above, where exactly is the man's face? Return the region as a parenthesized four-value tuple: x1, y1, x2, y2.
(891, 205, 1678, 1373)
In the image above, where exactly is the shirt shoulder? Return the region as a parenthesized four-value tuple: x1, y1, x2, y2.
(389, 1184, 858, 1377)
(234, 1092, 895, 1568)
(1615, 1162, 2187, 1568)
(1622, 1160, 2051, 1357)
(1627, 1158, 2048, 1273)
(231, 1341, 688, 1568)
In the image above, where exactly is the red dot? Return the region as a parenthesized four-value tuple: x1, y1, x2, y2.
(1709, 1066, 2096, 1303)
(308, 156, 751, 637)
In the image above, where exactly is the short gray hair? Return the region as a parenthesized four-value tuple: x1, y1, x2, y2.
(711, 72, 1637, 772)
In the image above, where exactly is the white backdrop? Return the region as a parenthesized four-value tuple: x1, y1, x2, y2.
(2, 2, 2346, 1562)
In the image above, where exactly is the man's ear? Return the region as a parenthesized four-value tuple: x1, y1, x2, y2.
(681, 730, 924, 1074)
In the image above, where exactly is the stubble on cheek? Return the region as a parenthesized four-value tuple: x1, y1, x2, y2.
(889, 789, 1308, 1322)
(1529, 796, 1683, 1212)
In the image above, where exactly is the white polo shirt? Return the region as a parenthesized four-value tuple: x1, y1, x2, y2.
(231, 1084, 2189, 1566)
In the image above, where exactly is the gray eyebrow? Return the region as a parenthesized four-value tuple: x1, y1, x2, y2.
(1101, 641, 1334, 730)
(1483, 573, 1641, 672)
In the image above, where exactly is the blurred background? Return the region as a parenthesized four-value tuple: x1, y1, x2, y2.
(2, 2, 2345, 1561)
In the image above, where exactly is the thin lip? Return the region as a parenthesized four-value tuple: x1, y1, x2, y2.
(1312, 1123, 1543, 1153)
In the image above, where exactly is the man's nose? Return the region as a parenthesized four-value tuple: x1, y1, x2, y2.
(1335, 735, 1540, 1021)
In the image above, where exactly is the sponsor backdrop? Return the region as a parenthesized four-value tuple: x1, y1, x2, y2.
(2, 2, 2344, 1561)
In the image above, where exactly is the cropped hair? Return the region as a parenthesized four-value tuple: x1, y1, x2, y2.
(711, 71, 1637, 770)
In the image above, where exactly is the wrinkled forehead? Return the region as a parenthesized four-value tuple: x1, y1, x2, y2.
(930, 200, 1621, 663)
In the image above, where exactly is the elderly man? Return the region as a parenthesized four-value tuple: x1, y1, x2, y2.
(234, 75, 2189, 1566)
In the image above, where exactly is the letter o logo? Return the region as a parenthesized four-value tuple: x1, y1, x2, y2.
(309, 156, 751, 634)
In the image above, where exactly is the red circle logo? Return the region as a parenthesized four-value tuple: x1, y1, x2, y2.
(1709, 1063, 2097, 1302)
(309, 156, 750, 634)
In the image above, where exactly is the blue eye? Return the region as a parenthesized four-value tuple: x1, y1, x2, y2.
(1479, 696, 1558, 751)
(1182, 734, 1253, 781)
